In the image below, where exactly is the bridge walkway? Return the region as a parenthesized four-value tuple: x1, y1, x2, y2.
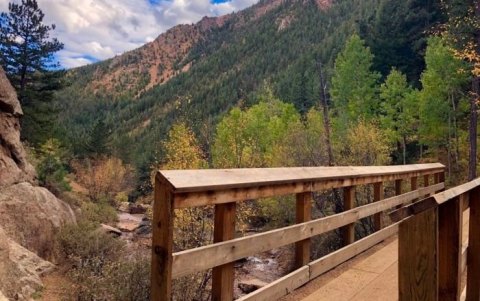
(282, 209, 470, 301)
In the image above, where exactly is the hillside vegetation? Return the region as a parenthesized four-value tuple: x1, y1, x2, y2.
(54, 0, 447, 195)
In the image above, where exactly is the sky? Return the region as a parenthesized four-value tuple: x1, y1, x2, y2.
(0, 0, 259, 68)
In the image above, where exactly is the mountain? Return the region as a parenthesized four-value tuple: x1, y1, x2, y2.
(54, 0, 441, 190)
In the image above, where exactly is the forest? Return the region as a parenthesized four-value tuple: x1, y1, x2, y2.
(1, 0, 480, 299)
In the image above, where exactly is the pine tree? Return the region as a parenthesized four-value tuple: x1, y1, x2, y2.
(0, 0, 64, 145)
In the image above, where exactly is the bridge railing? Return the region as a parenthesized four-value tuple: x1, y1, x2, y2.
(395, 177, 480, 301)
(151, 163, 445, 301)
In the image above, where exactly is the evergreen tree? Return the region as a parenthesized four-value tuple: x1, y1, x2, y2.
(87, 120, 110, 155)
(330, 34, 380, 127)
(363, 0, 442, 84)
(0, 0, 64, 145)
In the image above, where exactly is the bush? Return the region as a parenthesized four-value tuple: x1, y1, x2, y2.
(71, 255, 150, 301)
(80, 201, 118, 225)
(56, 221, 123, 268)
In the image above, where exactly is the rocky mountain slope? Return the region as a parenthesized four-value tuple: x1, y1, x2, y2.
(0, 67, 76, 300)
(54, 0, 440, 187)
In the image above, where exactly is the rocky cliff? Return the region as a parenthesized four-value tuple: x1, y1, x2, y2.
(0, 67, 76, 301)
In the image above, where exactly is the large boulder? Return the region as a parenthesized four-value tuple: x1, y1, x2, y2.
(0, 182, 76, 260)
(0, 66, 36, 188)
(0, 227, 54, 301)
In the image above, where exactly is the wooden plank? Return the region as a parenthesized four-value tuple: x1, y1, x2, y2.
(461, 244, 467, 274)
(159, 164, 445, 193)
(395, 179, 403, 210)
(342, 186, 355, 246)
(151, 175, 174, 301)
(172, 184, 442, 278)
(438, 197, 462, 300)
(212, 202, 236, 301)
(373, 182, 383, 231)
(467, 186, 480, 301)
(236, 266, 309, 301)
(174, 169, 445, 208)
(309, 223, 399, 279)
(433, 178, 480, 206)
(411, 177, 418, 203)
(399, 207, 438, 301)
(295, 192, 312, 268)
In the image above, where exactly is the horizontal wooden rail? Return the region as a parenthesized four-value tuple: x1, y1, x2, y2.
(172, 183, 442, 278)
(159, 164, 445, 208)
(152, 164, 446, 301)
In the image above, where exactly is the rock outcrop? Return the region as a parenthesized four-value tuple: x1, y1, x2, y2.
(0, 68, 36, 187)
(0, 66, 76, 300)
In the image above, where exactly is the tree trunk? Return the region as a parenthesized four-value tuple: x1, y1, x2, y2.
(469, 82, 478, 180)
(317, 61, 334, 166)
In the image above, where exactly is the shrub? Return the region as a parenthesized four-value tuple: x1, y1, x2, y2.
(56, 221, 123, 269)
(80, 201, 118, 225)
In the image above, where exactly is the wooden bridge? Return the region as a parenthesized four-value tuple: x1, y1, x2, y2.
(151, 163, 480, 300)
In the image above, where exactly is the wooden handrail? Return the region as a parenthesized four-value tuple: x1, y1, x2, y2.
(398, 178, 480, 301)
(151, 164, 445, 301)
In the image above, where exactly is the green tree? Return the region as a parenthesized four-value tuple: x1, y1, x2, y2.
(36, 138, 70, 195)
(363, 0, 442, 83)
(380, 68, 416, 164)
(330, 34, 381, 128)
(0, 0, 64, 145)
(440, 0, 480, 180)
(419, 37, 469, 175)
(212, 89, 300, 168)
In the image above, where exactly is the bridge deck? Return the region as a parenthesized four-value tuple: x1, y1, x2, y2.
(282, 209, 470, 301)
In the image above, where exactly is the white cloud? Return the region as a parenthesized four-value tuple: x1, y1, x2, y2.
(0, 0, 259, 68)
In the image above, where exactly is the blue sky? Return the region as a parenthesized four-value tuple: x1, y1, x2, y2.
(0, 0, 259, 68)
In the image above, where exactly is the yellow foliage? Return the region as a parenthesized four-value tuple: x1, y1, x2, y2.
(162, 122, 206, 170)
(72, 157, 132, 203)
(337, 120, 392, 166)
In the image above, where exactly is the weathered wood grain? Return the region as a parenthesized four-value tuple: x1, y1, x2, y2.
(373, 182, 384, 231)
(151, 175, 174, 301)
(399, 208, 438, 301)
(467, 186, 480, 301)
(438, 197, 462, 300)
(295, 192, 312, 268)
(342, 186, 355, 246)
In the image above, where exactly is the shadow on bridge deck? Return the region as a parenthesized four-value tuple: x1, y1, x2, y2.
(282, 209, 470, 301)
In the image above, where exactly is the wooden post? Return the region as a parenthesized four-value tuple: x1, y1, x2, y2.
(295, 192, 312, 268)
(438, 197, 462, 300)
(395, 179, 403, 209)
(212, 202, 236, 301)
(410, 176, 418, 203)
(151, 175, 174, 301)
(399, 207, 438, 301)
(424, 174, 429, 187)
(373, 182, 383, 231)
(467, 187, 480, 300)
(342, 186, 355, 245)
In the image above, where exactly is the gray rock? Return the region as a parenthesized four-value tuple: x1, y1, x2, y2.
(238, 279, 268, 294)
